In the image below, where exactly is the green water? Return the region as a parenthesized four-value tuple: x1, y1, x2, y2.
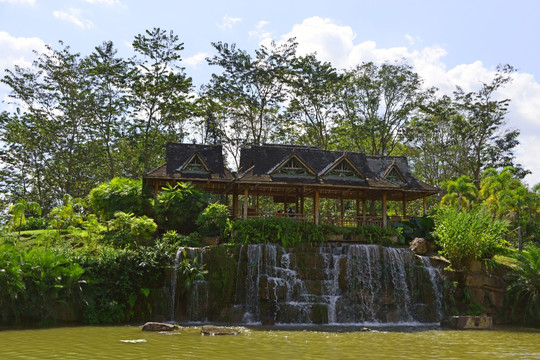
(1, 325, 539, 359)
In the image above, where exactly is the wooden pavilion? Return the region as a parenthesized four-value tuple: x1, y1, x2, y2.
(143, 143, 439, 227)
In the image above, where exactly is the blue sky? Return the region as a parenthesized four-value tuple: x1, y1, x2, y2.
(1, 0, 540, 186)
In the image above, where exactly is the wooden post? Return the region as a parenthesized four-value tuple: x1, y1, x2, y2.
(423, 196, 427, 215)
(340, 197, 344, 227)
(232, 185, 238, 220)
(256, 194, 259, 216)
(243, 188, 249, 220)
(356, 196, 360, 226)
(314, 191, 320, 225)
(362, 200, 367, 223)
(382, 192, 387, 227)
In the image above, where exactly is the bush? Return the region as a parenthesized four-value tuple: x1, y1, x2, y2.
(232, 217, 325, 247)
(106, 212, 157, 247)
(434, 206, 509, 271)
(155, 183, 210, 234)
(17, 217, 49, 231)
(161, 230, 202, 248)
(196, 203, 231, 240)
(88, 178, 150, 221)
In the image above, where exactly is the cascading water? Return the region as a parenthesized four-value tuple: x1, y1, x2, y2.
(170, 243, 445, 325)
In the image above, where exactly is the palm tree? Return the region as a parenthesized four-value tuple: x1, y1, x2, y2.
(506, 244, 540, 324)
(441, 175, 478, 211)
(9, 199, 42, 236)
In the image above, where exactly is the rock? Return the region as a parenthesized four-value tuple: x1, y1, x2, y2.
(441, 316, 493, 330)
(141, 322, 179, 331)
(360, 327, 371, 332)
(409, 238, 428, 255)
(201, 325, 240, 336)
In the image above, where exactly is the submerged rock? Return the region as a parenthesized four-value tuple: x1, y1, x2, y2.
(141, 322, 179, 331)
(441, 316, 493, 330)
(201, 325, 240, 336)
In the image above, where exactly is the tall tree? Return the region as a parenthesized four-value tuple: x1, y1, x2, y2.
(130, 28, 193, 174)
(204, 39, 297, 152)
(283, 54, 342, 150)
(84, 41, 132, 180)
(338, 61, 429, 156)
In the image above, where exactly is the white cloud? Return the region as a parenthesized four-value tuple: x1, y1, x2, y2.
(53, 8, 94, 30)
(405, 34, 422, 46)
(217, 15, 242, 30)
(184, 52, 208, 68)
(0, 0, 35, 5)
(275, 16, 540, 185)
(83, 0, 126, 7)
(249, 20, 271, 41)
(0, 31, 46, 72)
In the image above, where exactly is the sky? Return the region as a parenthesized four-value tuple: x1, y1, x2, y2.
(1, 0, 540, 186)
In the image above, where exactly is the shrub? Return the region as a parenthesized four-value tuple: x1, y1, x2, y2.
(232, 217, 325, 247)
(106, 212, 157, 247)
(161, 230, 202, 248)
(433, 206, 509, 271)
(196, 203, 231, 240)
(17, 217, 49, 231)
(88, 178, 150, 221)
(155, 183, 210, 234)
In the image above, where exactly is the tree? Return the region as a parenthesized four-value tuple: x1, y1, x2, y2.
(282, 54, 342, 150)
(451, 64, 526, 184)
(130, 28, 194, 174)
(337, 61, 429, 156)
(84, 41, 132, 180)
(441, 175, 478, 211)
(203, 39, 297, 165)
(9, 199, 41, 235)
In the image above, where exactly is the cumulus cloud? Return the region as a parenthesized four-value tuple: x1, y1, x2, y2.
(184, 52, 208, 68)
(53, 8, 94, 30)
(0, 0, 35, 5)
(249, 20, 271, 41)
(217, 15, 242, 30)
(274, 16, 540, 185)
(0, 31, 46, 72)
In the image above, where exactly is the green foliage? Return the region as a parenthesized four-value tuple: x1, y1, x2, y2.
(16, 217, 49, 231)
(0, 241, 85, 324)
(434, 206, 509, 271)
(232, 217, 326, 247)
(176, 249, 207, 292)
(9, 199, 42, 235)
(196, 203, 232, 240)
(88, 178, 149, 221)
(155, 183, 209, 233)
(106, 211, 157, 247)
(393, 215, 435, 243)
(49, 195, 85, 230)
(161, 230, 202, 248)
(505, 244, 540, 325)
(441, 175, 478, 211)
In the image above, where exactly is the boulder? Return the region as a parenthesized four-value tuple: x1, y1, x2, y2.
(409, 238, 428, 255)
(201, 325, 240, 336)
(141, 322, 179, 331)
(441, 316, 493, 330)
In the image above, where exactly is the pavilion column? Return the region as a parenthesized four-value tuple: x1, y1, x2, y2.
(402, 197, 407, 220)
(382, 192, 388, 227)
(423, 196, 427, 215)
(340, 197, 344, 227)
(356, 196, 360, 226)
(314, 191, 320, 225)
(300, 194, 304, 216)
(154, 183, 159, 199)
(256, 194, 259, 216)
(243, 188, 249, 220)
(232, 185, 238, 220)
(362, 200, 367, 223)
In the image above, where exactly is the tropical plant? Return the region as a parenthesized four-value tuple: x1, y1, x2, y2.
(196, 203, 232, 240)
(9, 199, 42, 236)
(155, 183, 210, 233)
(441, 175, 478, 211)
(506, 244, 540, 325)
(434, 206, 509, 271)
(49, 194, 86, 230)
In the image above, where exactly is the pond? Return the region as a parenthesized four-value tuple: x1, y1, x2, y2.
(1, 324, 539, 359)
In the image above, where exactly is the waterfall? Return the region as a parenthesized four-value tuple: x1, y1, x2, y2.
(168, 247, 184, 321)
(420, 256, 444, 321)
(174, 243, 445, 325)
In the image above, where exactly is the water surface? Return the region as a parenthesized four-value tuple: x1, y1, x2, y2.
(1, 325, 539, 359)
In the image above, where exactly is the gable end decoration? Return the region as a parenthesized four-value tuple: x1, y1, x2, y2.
(177, 152, 210, 173)
(322, 156, 364, 179)
(383, 164, 406, 184)
(269, 154, 315, 176)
